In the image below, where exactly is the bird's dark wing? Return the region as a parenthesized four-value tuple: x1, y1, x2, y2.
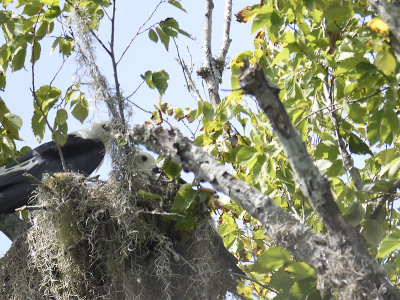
(57, 134, 106, 175)
(0, 134, 106, 213)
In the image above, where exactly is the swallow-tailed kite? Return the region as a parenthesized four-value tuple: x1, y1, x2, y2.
(0, 122, 112, 214)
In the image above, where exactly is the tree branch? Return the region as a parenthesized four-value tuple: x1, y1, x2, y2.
(31, 5, 67, 172)
(236, 62, 399, 298)
(128, 124, 330, 273)
(0, 213, 26, 242)
(116, 0, 164, 65)
(109, 0, 126, 128)
(199, 0, 221, 105)
(217, 0, 232, 62)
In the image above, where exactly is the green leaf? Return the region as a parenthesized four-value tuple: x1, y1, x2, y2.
(148, 28, 158, 42)
(236, 146, 258, 163)
(40, 0, 59, 5)
(59, 38, 73, 56)
(156, 26, 170, 50)
(163, 160, 182, 179)
(44, 6, 61, 21)
(11, 45, 26, 71)
(0, 11, 11, 25)
(4, 113, 22, 128)
(336, 51, 354, 62)
(348, 133, 372, 155)
(54, 108, 67, 124)
(388, 158, 400, 179)
(377, 232, 400, 258)
(375, 50, 396, 76)
(137, 189, 162, 200)
(35, 85, 61, 114)
(174, 215, 197, 231)
(152, 70, 169, 95)
(285, 262, 315, 280)
(271, 47, 290, 66)
(315, 159, 332, 175)
(344, 201, 365, 226)
(160, 18, 179, 37)
(269, 268, 294, 291)
(31, 41, 41, 63)
(71, 96, 89, 123)
(23, 2, 42, 16)
(251, 13, 271, 34)
(218, 219, 238, 237)
(290, 278, 319, 298)
(53, 114, 68, 145)
(31, 112, 46, 142)
(172, 184, 197, 211)
(363, 219, 385, 245)
(251, 246, 291, 273)
(168, 0, 186, 12)
(203, 102, 215, 120)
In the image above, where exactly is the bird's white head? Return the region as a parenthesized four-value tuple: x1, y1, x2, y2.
(134, 151, 157, 172)
(74, 121, 112, 149)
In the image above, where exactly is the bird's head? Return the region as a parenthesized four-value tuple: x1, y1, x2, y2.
(134, 151, 157, 172)
(74, 121, 112, 150)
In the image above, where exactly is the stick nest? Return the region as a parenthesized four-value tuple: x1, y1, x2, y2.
(0, 170, 242, 299)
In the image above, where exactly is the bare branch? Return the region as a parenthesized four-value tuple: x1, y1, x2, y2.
(217, 0, 232, 62)
(117, 0, 164, 65)
(109, 0, 127, 128)
(173, 41, 203, 101)
(200, 0, 221, 105)
(91, 30, 112, 55)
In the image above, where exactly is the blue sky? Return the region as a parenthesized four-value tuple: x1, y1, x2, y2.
(0, 1, 254, 256)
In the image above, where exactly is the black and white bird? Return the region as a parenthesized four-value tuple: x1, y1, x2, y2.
(0, 122, 112, 214)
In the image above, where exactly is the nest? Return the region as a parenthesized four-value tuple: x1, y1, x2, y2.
(0, 168, 243, 299)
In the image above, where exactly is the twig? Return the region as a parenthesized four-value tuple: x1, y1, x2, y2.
(31, 5, 68, 171)
(109, 0, 126, 128)
(117, 0, 165, 65)
(371, 179, 400, 220)
(181, 61, 203, 101)
(295, 88, 387, 127)
(91, 30, 112, 55)
(173, 37, 190, 92)
(124, 80, 145, 101)
(126, 98, 153, 115)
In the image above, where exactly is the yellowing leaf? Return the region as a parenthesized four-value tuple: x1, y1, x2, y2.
(243, 286, 253, 297)
(368, 17, 389, 35)
(375, 50, 396, 76)
(235, 6, 257, 23)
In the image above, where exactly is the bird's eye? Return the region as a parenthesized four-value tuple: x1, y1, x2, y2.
(142, 156, 148, 162)
(102, 123, 110, 131)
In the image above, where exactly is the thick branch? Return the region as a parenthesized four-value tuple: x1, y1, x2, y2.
(237, 62, 399, 298)
(0, 214, 26, 242)
(238, 63, 349, 236)
(129, 124, 330, 276)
